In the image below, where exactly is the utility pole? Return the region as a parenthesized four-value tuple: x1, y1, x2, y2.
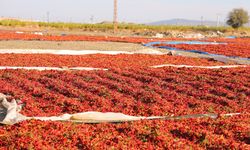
(90, 15, 94, 24)
(200, 16, 204, 26)
(113, 0, 118, 33)
(216, 13, 221, 27)
(224, 18, 227, 27)
(47, 12, 50, 23)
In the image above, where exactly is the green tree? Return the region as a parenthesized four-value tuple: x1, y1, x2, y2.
(227, 8, 249, 29)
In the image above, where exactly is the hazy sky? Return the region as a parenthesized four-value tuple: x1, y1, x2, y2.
(1, 0, 250, 23)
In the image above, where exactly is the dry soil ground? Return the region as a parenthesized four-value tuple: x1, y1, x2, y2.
(0, 40, 151, 52)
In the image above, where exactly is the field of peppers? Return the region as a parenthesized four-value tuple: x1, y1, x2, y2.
(1, 115, 249, 149)
(0, 63, 249, 149)
(153, 41, 250, 58)
(0, 67, 249, 116)
(0, 31, 249, 149)
(0, 54, 224, 68)
(0, 30, 159, 43)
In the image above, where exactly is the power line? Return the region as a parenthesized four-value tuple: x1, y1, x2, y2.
(200, 16, 204, 26)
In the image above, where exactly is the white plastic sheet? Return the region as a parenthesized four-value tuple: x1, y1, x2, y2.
(151, 64, 248, 69)
(0, 96, 146, 125)
(0, 49, 163, 55)
(0, 66, 108, 71)
(0, 94, 27, 125)
(0, 94, 241, 125)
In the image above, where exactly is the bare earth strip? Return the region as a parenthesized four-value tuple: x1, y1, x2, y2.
(0, 40, 163, 52)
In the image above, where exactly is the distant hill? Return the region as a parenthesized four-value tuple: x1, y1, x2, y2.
(147, 19, 226, 27)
